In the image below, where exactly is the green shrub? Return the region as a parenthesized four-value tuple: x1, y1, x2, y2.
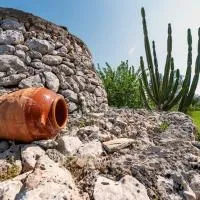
(159, 121, 169, 132)
(97, 60, 144, 108)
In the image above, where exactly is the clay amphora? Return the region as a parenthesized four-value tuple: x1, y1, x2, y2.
(0, 87, 68, 142)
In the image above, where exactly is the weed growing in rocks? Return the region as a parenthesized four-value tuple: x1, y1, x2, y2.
(159, 121, 169, 132)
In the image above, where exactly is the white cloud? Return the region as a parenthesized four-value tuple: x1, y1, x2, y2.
(128, 47, 135, 56)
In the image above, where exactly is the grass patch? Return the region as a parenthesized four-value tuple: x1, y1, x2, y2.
(159, 121, 169, 132)
(0, 164, 21, 181)
(188, 111, 200, 140)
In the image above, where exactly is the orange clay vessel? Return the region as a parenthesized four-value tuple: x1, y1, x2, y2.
(0, 87, 68, 142)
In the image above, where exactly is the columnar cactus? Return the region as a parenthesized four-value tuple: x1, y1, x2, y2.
(140, 7, 200, 112)
(178, 28, 200, 112)
(140, 7, 181, 110)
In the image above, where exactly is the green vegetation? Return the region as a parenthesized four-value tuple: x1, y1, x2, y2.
(0, 163, 21, 181)
(188, 111, 200, 140)
(97, 60, 144, 108)
(140, 7, 200, 112)
(159, 121, 170, 132)
(189, 95, 200, 111)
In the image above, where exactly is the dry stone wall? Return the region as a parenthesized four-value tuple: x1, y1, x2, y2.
(0, 7, 107, 114)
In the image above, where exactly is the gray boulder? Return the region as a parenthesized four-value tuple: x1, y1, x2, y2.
(103, 138, 134, 153)
(1, 19, 26, 32)
(93, 175, 150, 200)
(26, 38, 55, 54)
(18, 74, 43, 88)
(58, 64, 74, 75)
(0, 55, 26, 73)
(57, 136, 82, 155)
(78, 141, 103, 158)
(0, 74, 26, 86)
(0, 30, 24, 45)
(43, 71, 59, 92)
(0, 141, 9, 153)
(21, 144, 45, 172)
(0, 45, 15, 55)
(69, 102, 78, 113)
(42, 55, 62, 65)
(61, 89, 78, 103)
(17, 155, 85, 200)
(0, 180, 23, 200)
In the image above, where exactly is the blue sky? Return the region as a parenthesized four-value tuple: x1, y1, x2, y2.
(1, 0, 200, 93)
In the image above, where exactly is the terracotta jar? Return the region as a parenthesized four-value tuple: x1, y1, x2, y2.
(0, 87, 68, 142)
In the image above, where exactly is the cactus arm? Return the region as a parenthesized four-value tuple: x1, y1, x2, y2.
(152, 41, 160, 90)
(184, 53, 200, 110)
(163, 69, 180, 110)
(179, 28, 200, 112)
(141, 7, 159, 101)
(162, 24, 172, 100)
(178, 29, 192, 111)
(140, 56, 157, 103)
(166, 57, 175, 97)
(139, 79, 151, 109)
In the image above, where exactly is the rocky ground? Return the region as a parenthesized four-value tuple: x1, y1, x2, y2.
(0, 108, 200, 200)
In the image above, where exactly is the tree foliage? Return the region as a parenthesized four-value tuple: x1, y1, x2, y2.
(97, 61, 143, 108)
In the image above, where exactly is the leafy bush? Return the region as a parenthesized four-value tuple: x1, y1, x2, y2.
(97, 60, 143, 108)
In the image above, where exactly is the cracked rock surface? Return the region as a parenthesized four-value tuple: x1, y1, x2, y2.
(0, 108, 200, 200)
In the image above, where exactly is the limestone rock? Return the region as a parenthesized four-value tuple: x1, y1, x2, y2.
(61, 89, 78, 103)
(57, 136, 83, 156)
(0, 141, 9, 153)
(77, 125, 101, 141)
(93, 175, 150, 200)
(26, 38, 55, 54)
(33, 139, 58, 150)
(78, 141, 103, 158)
(27, 50, 42, 59)
(1, 19, 26, 32)
(89, 78, 99, 86)
(0, 180, 23, 200)
(30, 61, 51, 71)
(0, 55, 26, 73)
(0, 45, 15, 55)
(0, 30, 24, 45)
(157, 175, 182, 200)
(0, 72, 6, 78)
(43, 71, 59, 92)
(46, 149, 65, 164)
(103, 138, 134, 152)
(57, 45, 68, 56)
(58, 64, 74, 75)
(21, 144, 45, 172)
(15, 49, 25, 60)
(0, 73, 26, 86)
(190, 173, 200, 199)
(66, 76, 80, 93)
(17, 155, 84, 200)
(69, 102, 78, 113)
(18, 74, 43, 88)
(0, 144, 22, 181)
(16, 44, 29, 51)
(42, 55, 62, 65)
(74, 75, 85, 90)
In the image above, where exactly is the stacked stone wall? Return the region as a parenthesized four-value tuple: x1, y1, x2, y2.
(0, 7, 107, 114)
